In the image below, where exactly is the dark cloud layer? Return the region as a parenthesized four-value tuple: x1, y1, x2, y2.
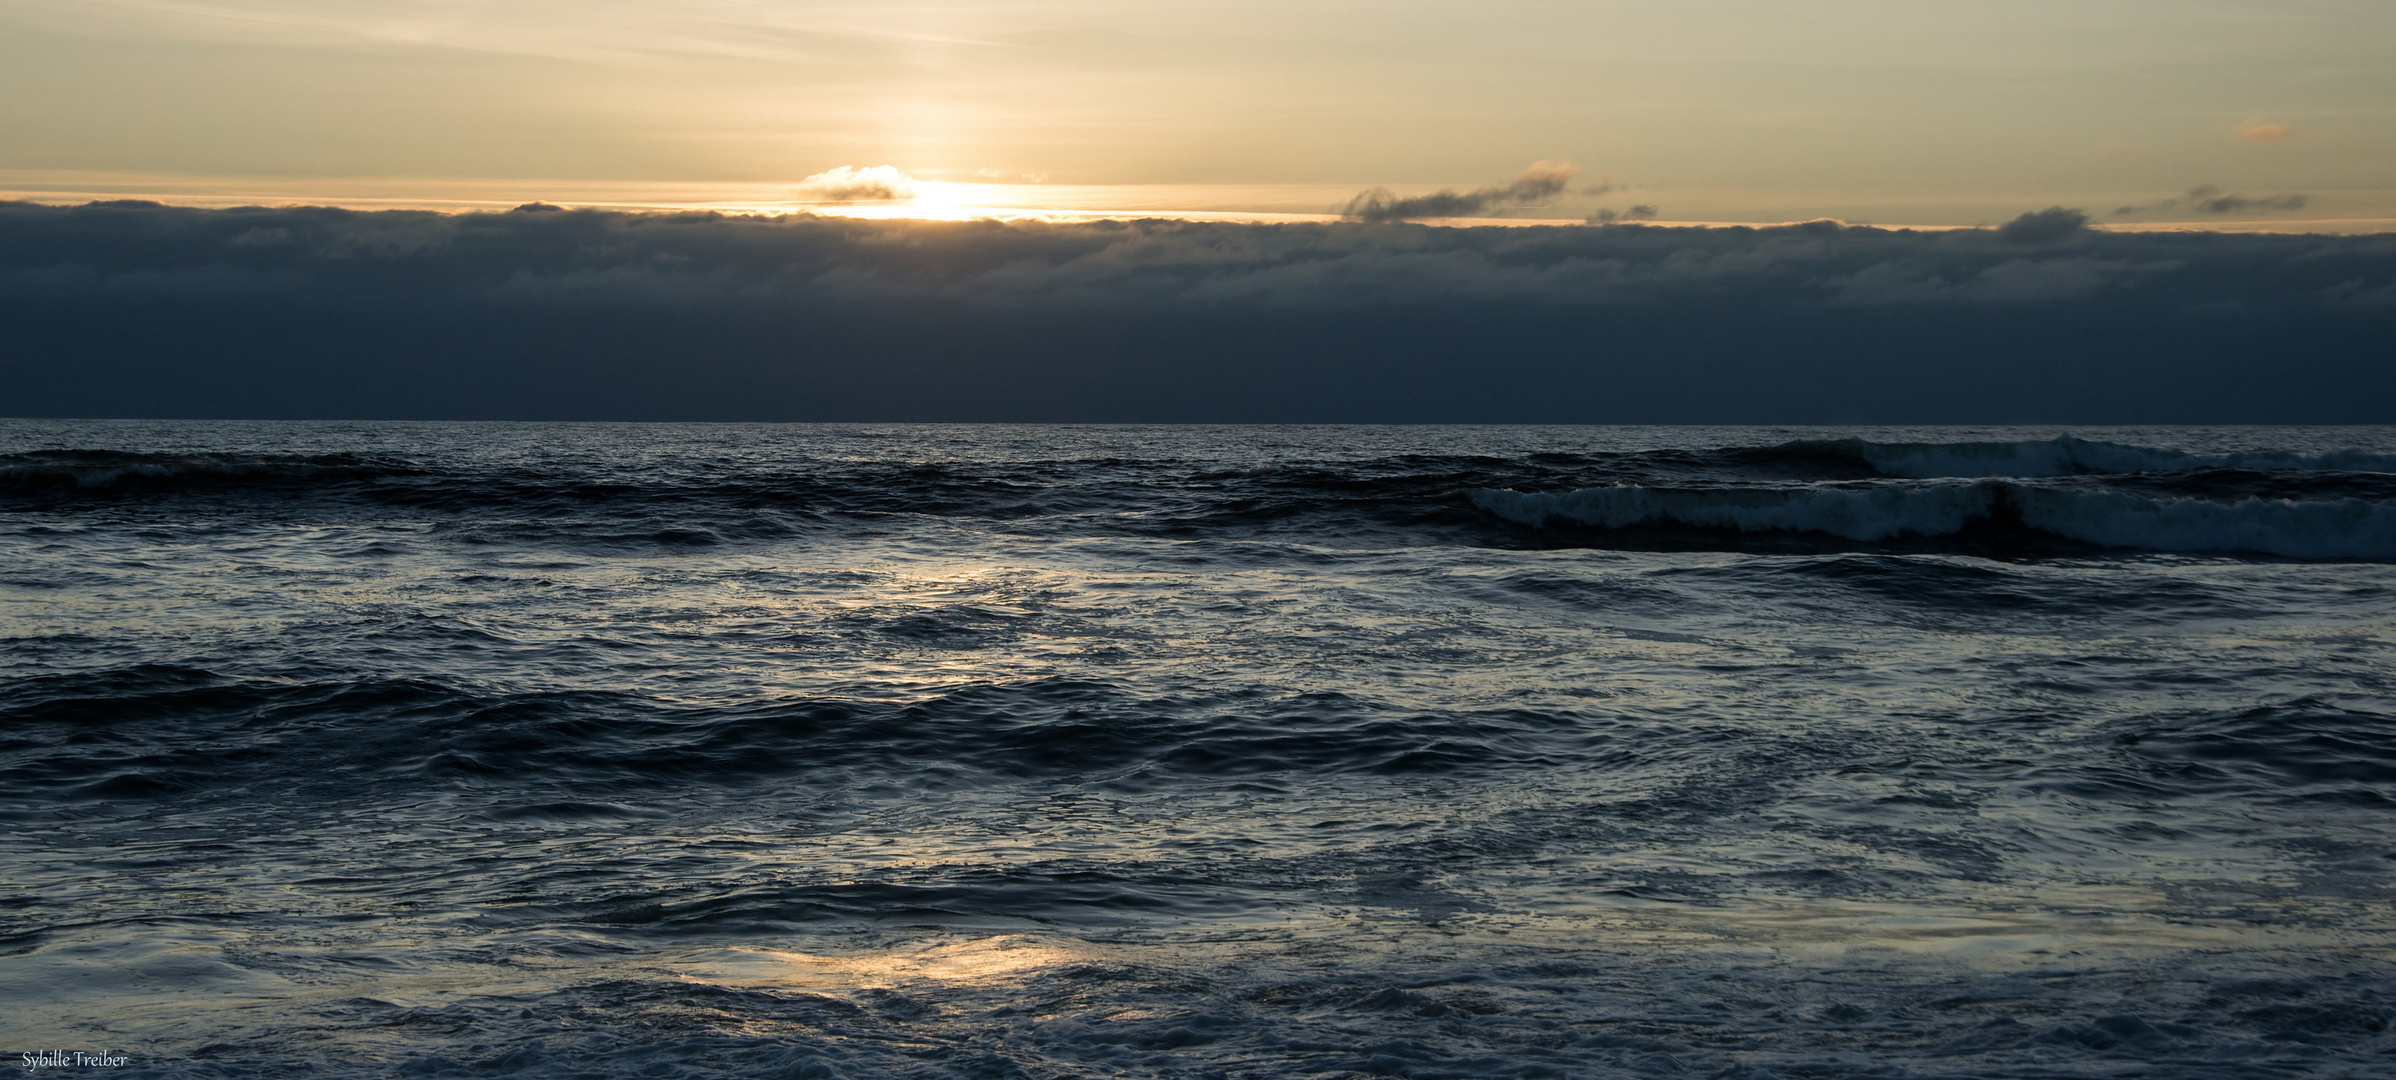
(2, 200, 2391, 421)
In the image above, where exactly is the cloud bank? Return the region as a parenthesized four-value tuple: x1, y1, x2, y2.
(1, 200, 2390, 422)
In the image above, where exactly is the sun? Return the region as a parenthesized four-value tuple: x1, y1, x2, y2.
(789, 166, 998, 220)
(902, 180, 971, 218)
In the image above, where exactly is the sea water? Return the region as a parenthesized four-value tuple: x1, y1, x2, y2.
(2, 422, 2392, 1077)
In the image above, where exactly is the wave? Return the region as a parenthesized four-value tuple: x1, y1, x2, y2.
(0, 449, 421, 491)
(14, 442, 2394, 559)
(0, 668, 1619, 805)
(1754, 436, 2396, 479)
(1470, 481, 2396, 558)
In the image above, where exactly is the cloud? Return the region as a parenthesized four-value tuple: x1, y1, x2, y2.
(2193, 191, 2308, 215)
(4, 0, 1019, 65)
(1587, 205, 1657, 224)
(1826, 256, 2165, 306)
(2113, 184, 2309, 217)
(2235, 118, 2293, 145)
(1995, 207, 2087, 245)
(0, 199, 2389, 422)
(973, 167, 1049, 183)
(3, 199, 2371, 312)
(1343, 162, 1578, 222)
(2325, 279, 2396, 307)
(799, 165, 918, 203)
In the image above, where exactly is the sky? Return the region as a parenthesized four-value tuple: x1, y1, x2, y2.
(3, 0, 2392, 226)
(4, 3, 2392, 423)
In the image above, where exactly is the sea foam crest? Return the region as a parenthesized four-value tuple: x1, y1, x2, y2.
(1470, 482, 2396, 558)
(1779, 437, 2396, 479)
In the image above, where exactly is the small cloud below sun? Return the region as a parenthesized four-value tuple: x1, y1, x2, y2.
(793, 165, 994, 219)
(2234, 118, 2293, 145)
(799, 165, 919, 202)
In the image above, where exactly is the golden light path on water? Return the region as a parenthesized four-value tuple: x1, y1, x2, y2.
(658, 888, 2387, 1000)
(0, 824, 2379, 1047)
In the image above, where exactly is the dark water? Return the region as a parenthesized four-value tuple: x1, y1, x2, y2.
(3, 422, 2393, 1078)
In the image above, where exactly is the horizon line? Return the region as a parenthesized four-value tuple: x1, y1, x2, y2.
(4, 169, 2388, 235)
(6, 194, 2390, 237)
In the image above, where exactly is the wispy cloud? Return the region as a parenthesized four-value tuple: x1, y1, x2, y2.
(2094, 136, 2138, 160)
(1, 0, 1029, 63)
(2113, 184, 2309, 218)
(1342, 162, 1577, 223)
(1587, 205, 1657, 224)
(2234, 118, 2293, 145)
(973, 167, 1050, 184)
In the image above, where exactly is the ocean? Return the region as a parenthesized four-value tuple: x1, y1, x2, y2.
(2, 421, 2392, 1078)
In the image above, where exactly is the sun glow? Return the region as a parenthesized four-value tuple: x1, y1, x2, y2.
(792, 165, 1013, 221)
(795, 164, 916, 203)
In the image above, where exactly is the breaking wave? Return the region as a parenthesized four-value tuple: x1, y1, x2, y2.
(1470, 481, 2396, 558)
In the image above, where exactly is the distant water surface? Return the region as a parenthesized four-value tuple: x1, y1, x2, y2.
(2, 422, 2392, 1078)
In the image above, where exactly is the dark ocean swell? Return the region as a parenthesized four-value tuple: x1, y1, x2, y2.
(0, 449, 426, 491)
(1471, 480, 2396, 558)
(1742, 436, 2396, 479)
(0, 666, 1604, 809)
(15, 438, 2396, 558)
(7, 423, 2396, 1078)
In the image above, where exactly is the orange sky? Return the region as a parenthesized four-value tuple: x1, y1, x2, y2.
(2, 1, 2389, 228)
